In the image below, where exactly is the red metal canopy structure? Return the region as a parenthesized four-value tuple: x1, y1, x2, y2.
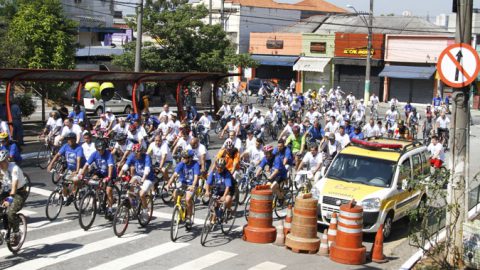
(0, 68, 235, 127)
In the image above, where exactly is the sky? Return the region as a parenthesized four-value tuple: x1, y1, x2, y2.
(324, 0, 480, 17)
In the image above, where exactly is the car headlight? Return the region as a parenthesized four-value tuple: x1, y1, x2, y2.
(360, 198, 381, 211)
(311, 186, 320, 200)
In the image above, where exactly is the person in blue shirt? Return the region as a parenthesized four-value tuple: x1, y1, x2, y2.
(432, 94, 442, 109)
(47, 132, 84, 206)
(350, 126, 365, 140)
(256, 145, 288, 202)
(344, 119, 354, 136)
(0, 132, 22, 164)
(119, 143, 154, 211)
(303, 119, 324, 144)
(166, 149, 200, 228)
(68, 105, 85, 125)
(272, 138, 293, 167)
(142, 111, 160, 135)
(404, 102, 413, 119)
(205, 158, 234, 212)
(185, 105, 198, 122)
(126, 112, 139, 124)
(80, 140, 116, 219)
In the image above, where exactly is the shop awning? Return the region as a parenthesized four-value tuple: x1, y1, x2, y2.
(379, 65, 436, 80)
(293, 57, 331, 72)
(251, 55, 298, 67)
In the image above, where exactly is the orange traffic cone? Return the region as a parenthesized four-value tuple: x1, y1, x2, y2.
(284, 205, 293, 235)
(327, 212, 337, 247)
(318, 229, 329, 256)
(371, 224, 388, 263)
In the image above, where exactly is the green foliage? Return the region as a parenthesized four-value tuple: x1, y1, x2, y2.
(113, 1, 257, 72)
(0, 0, 77, 69)
(13, 93, 36, 118)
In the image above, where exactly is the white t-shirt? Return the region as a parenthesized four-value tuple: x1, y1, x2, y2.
(60, 124, 82, 138)
(112, 123, 129, 134)
(47, 118, 63, 134)
(158, 122, 170, 135)
(226, 121, 240, 133)
(82, 142, 96, 161)
(324, 122, 340, 134)
(127, 131, 147, 148)
(246, 146, 264, 165)
(302, 152, 323, 170)
(106, 114, 116, 127)
(1, 163, 26, 190)
(114, 141, 132, 155)
(148, 141, 173, 163)
(251, 116, 264, 130)
(175, 136, 192, 151)
(97, 118, 109, 129)
(335, 133, 351, 149)
(386, 110, 398, 122)
(186, 143, 211, 161)
(363, 124, 379, 138)
(436, 117, 450, 129)
(266, 111, 277, 122)
(427, 142, 445, 161)
(223, 138, 243, 153)
(370, 95, 379, 106)
(159, 110, 174, 120)
(198, 115, 212, 129)
(245, 137, 257, 150)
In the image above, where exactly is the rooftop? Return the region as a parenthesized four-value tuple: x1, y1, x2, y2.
(225, 0, 346, 13)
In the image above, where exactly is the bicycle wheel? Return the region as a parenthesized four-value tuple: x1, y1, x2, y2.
(37, 144, 50, 169)
(237, 179, 249, 205)
(23, 173, 31, 201)
(113, 203, 130, 237)
(45, 189, 63, 221)
(161, 182, 174, 204)
(200, 209, 213, 246)
(51, 163, 64, 185)
(7, 213, 27, 254)
(214, 122, 222, 134)
(244, 196, 250, 221)
(137, 195, 154, 227)
(78, 192, 97, 231)
(170, 205, 182, 242)
(221, 191, 239, 235)
(273, 187, 294, 219)
(74, 187, 86, 211)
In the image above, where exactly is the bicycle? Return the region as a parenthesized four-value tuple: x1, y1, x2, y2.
(36, 135, 56, 169)
(112, 181, 154, 237)
(200, 187, 239, 246)
(21, 173, 32, 201)
(45, 176, 85, 221)
(77, 176, 121, 231)
(0, 199, 27, 254)
(170, 186, 197, 242)
(237, 162, 257, 205)
(370, 105, 379, 120)
(50, 156, 67, 185)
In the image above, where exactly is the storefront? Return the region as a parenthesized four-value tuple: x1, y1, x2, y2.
(333, 33, 385, 99)
(294, 34, 335, 91)
(381, 35, 454, 103)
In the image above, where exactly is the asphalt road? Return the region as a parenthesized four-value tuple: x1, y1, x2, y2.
(4, 100, 479, 270)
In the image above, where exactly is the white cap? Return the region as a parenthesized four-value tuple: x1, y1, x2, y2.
(106, 108, 112, 112)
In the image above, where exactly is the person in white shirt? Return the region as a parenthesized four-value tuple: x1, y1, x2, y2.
(233, 103, 243, 117)
(376, 120, 387, 137)
(435, 112, 450, 145)
(427, 135, 445, 169)
(105, 108, 116, 130)
(172, 131, 192, 156)
(278, 118, 294, 140)
(159, 104, 173, 120)
(168, 115, 181, 135)
(346, 92, 356, 106)
(44, 111, 63, 144)
(265, 106, 277, 124)
(362, 118, 380, 138)
(147, 134, 173, 180)
(369, 93, 380, 107)
(220, 116, 240, 138)
(222, 131, 243, 153)
(357, 99, 366, 114)
(81, 132, 96, 161)
(186, 138, 211, 173)
(289, 79, 296, 92)
(335, 126, 350, 149)
(197, 111, 212, 132)
(295, 143, 323, 184)
(241, 138, 264, 166)
(112, 117, 129, 135)
(94, 114, 110, 130)
(324, 116, 340, 136)
(56, 118, 82, 146)
(157, 115, 170, 137)
(127, 123, 147, 149)
(350, 107, 364, 127)
(217, 101, 232, 119)
(389, 97, 399, 108)
(250, 111, 264, 134)
(111, 133, 132, 168)
(245, 130, 257, 150)
(385, 105, 398, 127)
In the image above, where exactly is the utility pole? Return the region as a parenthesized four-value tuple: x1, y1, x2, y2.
(446, 0, 472, 264)
(220, 0, 225, 30)
(209, 0, 213, 25)
(134, 0, 144, 72)
(364, 0, 373, 102)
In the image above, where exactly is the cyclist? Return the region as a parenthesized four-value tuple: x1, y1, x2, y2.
(369, 93, 379, 115)
(350, 126, 364, 140)
(245, 130, 257, 150)
(363, 118, 380, 138)
(303, 119, 324, 146)
(111, 117, 129, 135)
(147, 134, 172, 181)
(385, 105, 398, 129)
(285, 126, 302, 168)
(436, 112, 450, 146)
(222, 131, 243, 153)
(105, 108, 116, 130)
(220, 116, 240, 139)
(43, 111, 63, 141)
(273, 139, 293, 169)
(432, 93, 442, 112)
(324, 116, 340, 136)
(394, 120, 410, 140)
(127, 123, 147, 149)
(427, 135, 445, 170)
(0, 132, 22, 164)
(47, 132, 84, 205)
(166, 150, 200, 228)
(205, 158, 234, 213)
(186, 138, 211, 174)
(0, 149, 27, 245)
(81, 131, 96, 161)
(407, 107, 421, 137)
(295, 143, 323, 185)
(320, 133, 341, 172)
(256, 145, 288, 202)
(120, 144, 154, 211)
(404, 102, 413, 119)
(79, 140, 116, 220)
(56, 118, 82, 146)
(68, 104, 85, 125)
(111, 133, 132, 169)
(335, 126, 350, 149)
(196, 111, 211, 137)
(214, 139, 240, 177)
(241, 138, 264, 166)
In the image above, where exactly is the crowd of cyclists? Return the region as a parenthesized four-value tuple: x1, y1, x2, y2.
(0, 81, 453, 250)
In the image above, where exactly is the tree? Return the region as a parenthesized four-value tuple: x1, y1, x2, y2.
(113, 1, 257, 73)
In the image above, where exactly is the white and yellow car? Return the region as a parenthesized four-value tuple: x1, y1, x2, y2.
(311, 138, 430, 239)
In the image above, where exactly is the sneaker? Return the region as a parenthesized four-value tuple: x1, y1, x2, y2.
(9, 232, 20, 246)
(105, 208, 114, 221)
(64, 195, 75, 206)
(185, 218, 192, 230)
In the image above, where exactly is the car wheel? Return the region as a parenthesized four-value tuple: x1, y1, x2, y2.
(123, 106, 132, 115)
(383, 212, 394, 239)
(94, 107, 103, 116)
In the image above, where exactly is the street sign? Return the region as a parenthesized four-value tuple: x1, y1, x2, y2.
(437, 43, 480, 88)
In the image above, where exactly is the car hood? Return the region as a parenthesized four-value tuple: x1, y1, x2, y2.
(317, 178, 385, 202)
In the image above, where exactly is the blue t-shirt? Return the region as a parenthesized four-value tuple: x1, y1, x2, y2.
(126, 113, 139, 124)
(433, 97, 442, 107)
(259, 155, 288, 179)
(87, 150, 116, 178)
(58, 144, 84, 171)
(272, 146, 293, 165)
(404, 104, 412, 113)
(0, 143, 22, 163)
(174, 161, 200, 185)
(125, 153, 154, 181)
(345, 125, 354, 136)
(350, 132, 364, 140)
(307, 126, 324, 140)
(146, 116, 160, 129)
(206, 170, 233, 192)
(68, 111, 85, 124)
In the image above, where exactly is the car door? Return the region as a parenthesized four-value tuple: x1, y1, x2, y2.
(395, 158, 413, 218)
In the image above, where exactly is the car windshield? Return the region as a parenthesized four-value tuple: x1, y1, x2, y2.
(326, 154, 396, 188)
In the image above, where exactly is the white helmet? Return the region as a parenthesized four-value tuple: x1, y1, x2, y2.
(0, 149, 9, 162)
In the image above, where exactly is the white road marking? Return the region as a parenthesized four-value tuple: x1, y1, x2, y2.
(18, 209, 36, 216)
(6, 233, 147, 270)
(28, 218, 74, 233)
(0, 225, 109, 258)
(30, 187, 53, 197)
(88, 241, 190, 270)
(153, 210, 204, 225)
(169, 251, 237, 270)
(248, 261, 286, 270)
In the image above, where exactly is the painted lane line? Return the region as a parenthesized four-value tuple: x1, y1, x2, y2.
(248, 261, 286, 270)
(30, 187, 53, 197)
(88, 241, 190, 270)
(28, 218, 74, 233)
(169, 251, 237, 270)
(18, 209, 36, 216)
(6, 233, 147, 270)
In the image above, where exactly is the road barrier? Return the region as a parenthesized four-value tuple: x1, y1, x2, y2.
(327, 212, 338, 247)
(243, 185, 276, 244)
(318, 229, 329, 256)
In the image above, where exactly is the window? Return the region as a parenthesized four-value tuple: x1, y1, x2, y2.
(310, 42, 327, 53)
(400, 159, 412, 181)
(420, 152, 430, 175)
(412, 154, 422, 176)
(266, 40, 283, 49)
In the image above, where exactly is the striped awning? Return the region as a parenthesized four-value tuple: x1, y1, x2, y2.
(293, 57, 331, 72)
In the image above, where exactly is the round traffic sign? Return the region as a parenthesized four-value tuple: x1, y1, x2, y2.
(437, 43, 480, 88)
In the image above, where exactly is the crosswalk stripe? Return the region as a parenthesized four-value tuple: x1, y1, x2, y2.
(7, 233, 147, 270)
(248, 261, 286, 270)
(88, 242, 190, 270)
(28, 218, 73, 233)
(169, 251, 237, 270)
(0, 225, 109, 258)
(19, 209, 36, 216)
(153, 210, 204, 225)
(30, 187, 53, 197)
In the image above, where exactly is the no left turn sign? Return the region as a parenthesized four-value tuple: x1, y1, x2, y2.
(437, 43, 480, 88)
